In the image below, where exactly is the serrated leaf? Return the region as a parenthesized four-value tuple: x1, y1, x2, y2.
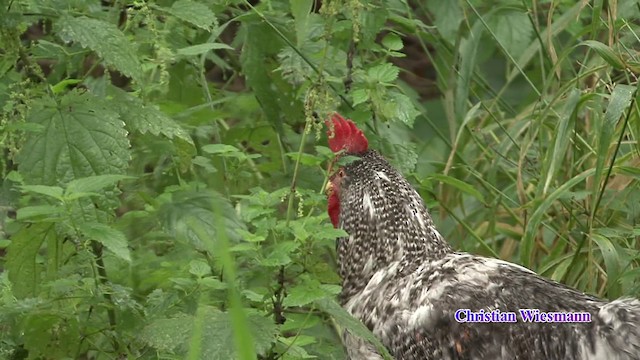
(110, 89, 193, 142)
(351, 88, 369, 107)
(283, 277, 331, 307)
(314, 298, 393, 359)
(108, 89, 195, 170)
(177, 43, 234, 56)
(389, 92, 420, 127)
(367, 63, 399, 83)
(16, 91, 130, 186)
(189, 259, 211, 278)
(487, 9, 533, 57)
(65, 174, 133, 196)
(6, 224, 52, 298)
(201, 310, 277, 358)
(78, 222, 131, 262)
(141, 315, 193, 352)
(166, 0, 217, 30)
(143, 309, 277, 358)
(385, 141, 417, 174)
(59, 16, 142, 83)
(261, 242, 299, 267)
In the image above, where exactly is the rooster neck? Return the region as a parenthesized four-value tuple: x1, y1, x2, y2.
(335, 150, 452, 300)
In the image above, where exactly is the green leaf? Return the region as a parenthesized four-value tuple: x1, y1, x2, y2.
(78, 222, 131, 262)
(382, 33, 403, 51)
(290, 0, 313, 44)
(580, 40, 626, 69)
(367, 63, 399, 83)
(351, 88, 370, 107)
(261, 242, 299, 267)
(285, 152, 323, 166)
(283, 276, 332, 307)
(315, 298, 393, 360)
(513, 1, 582, 76)
(593, 84, 635, 203)
(189, 259, 211, 278)
(487, 9, 533, 57)
(58, 16, 142, 83)
(591, 233, 622, 298)
(241, 22, 285, 134)
(141, 315, 193, 352)
(455, 23, 482, 122)
(65, 174, 133, 196)
(21, 184, 64, 200)
(178, 43, 234, 56)
(166, 0, 217, 30)
(6, 224, 52, 298)
(314, 227, 348, 240)
(427, 174, 485, 203)
(426, 0, 463, 43)
(521, 168, 595, 267)
(16, 205, 61, 221)
(540, 88, 581, 195)
(110, 89, 193, 142)
(143, 309, 276, 358)
(16, 91, 130, 185)
(389, 92, 420, 127)
(157, 189, 246, 253)
(199, 277, 227, 290)
(202, 144, 242, 154)
(384, 141, 417, 174)
(50, 78, 82, 94)
(201, 310, 277, 358)
(108, 89, 195, 170)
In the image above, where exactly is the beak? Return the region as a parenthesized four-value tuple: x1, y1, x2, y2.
(324, 180, 334, 196)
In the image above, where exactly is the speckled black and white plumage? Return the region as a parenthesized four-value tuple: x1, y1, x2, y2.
(332, 149, 640, 360)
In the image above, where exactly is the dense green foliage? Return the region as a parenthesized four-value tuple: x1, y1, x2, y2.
(1, 0, 639, 358)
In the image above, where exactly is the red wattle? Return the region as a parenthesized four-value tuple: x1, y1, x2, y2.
(328, 192, 340, 228)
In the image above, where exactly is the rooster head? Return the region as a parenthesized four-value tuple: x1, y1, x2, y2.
(324, 113, 369, 228)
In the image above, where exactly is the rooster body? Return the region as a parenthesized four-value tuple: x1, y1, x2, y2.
(325, 115, 640, 360)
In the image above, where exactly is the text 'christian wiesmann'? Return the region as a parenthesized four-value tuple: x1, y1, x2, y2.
(454, 309, 592, 323)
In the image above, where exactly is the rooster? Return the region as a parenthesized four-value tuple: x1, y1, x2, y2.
(324, 113, 640, 360)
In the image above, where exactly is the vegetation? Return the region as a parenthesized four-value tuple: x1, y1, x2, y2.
(1, 0, 639, 358)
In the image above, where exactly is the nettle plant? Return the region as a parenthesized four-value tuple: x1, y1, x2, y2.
(0, 0, 414, 358)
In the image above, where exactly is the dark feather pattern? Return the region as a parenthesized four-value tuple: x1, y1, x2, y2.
(333, 149, 640, 360)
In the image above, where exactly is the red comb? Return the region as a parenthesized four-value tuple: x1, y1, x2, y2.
(325, 113, 369, 154)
